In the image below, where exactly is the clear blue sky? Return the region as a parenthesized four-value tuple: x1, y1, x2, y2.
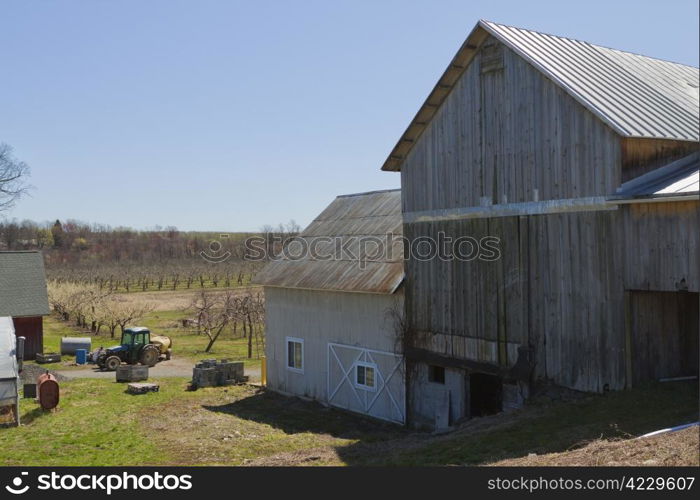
(2, 0, 698, 231)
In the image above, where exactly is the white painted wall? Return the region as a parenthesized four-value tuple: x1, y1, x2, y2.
(409, 363, 467, 428)
(264, 287, 404, 422)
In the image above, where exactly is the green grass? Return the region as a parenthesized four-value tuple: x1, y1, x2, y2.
(0, 378, 209, 466)
(138, 310, 263, 368)
(36, 311, 263, 370)
(0, 379, 696, 466)
(0, 379, 391, 466)
(346, 381, 700, 466)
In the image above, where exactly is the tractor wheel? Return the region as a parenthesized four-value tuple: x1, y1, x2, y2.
(165, 348, 172, 361)
(140, 345, 159, 367)
(104, 356, 121, 371)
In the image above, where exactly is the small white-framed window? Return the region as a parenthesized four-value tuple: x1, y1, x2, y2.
(354, 361, 377, 391)
(286, 337, 304, 373)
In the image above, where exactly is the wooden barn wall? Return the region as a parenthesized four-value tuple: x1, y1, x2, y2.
(400, 36, 622, 214)
(621, 201, 699, 293)
(628, 291, 699, 384)
(404, 209, 626, 393)
(12, 316, 43, 361)
(621, 138, 699, 182)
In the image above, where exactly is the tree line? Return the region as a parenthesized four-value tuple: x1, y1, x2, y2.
(0, 219, 301, 291)
(48, 281, 155, 337)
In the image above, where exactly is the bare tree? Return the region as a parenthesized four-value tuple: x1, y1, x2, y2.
(188, 290, 236, 352)
(0, 143, 30, 212)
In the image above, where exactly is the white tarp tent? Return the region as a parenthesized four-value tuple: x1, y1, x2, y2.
(0, 316, 19, 425)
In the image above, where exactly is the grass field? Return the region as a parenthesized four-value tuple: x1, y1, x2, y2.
(1, 377, 696, 466)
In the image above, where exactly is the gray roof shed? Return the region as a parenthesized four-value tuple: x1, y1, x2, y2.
(253, 189, 404, 294)
(0, 251, 50, 317)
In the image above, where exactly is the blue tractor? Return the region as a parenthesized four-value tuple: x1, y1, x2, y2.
(93, 327, 171, 371)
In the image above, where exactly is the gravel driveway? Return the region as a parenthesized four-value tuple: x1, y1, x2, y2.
(55, 357, 260, 380)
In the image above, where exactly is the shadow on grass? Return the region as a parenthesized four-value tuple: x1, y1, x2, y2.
(202, 389, 406, 443)
(18, 406, 53, 426)
(345, 380, 699, 466)
(207, 381, 698, 466)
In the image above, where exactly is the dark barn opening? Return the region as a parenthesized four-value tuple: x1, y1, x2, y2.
(629, 290, 699, 384)
(469, 373, 502, 417)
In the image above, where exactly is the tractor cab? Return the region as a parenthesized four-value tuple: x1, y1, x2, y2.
(120, 327, 151, 364)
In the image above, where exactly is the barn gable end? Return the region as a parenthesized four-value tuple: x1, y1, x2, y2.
(383, 20, 698, 425)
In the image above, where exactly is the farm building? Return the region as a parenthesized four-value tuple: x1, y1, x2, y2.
(382, 20, 699, 427)
(0, 251, 50, 360)
(253, 189, 407, 423)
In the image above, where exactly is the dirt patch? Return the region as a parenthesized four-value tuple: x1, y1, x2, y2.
(241, 447, 342, 466)
(54, 357, 196, 379)
(489, 427, 700, 466)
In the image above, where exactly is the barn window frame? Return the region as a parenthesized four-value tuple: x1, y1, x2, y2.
(285, 337, 304, 373)
(428, 365, 446, 384)
(354, 361, 377, 391)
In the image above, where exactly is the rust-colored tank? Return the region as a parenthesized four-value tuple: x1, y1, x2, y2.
(37, 372, 59, 410)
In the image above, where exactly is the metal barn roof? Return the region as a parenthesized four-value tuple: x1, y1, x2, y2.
(252, 189, 404, 294)
(611, 151, 699, 201)
(0, 251, 50, 317)
(383, 20, 700, 171)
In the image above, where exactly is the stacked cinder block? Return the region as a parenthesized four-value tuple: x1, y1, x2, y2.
(192, 359, 245, 388)
(127, 383, 159, 394)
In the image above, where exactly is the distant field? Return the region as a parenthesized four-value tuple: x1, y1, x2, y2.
(115, 287, 262, 311)
(36, 287, 264, 371)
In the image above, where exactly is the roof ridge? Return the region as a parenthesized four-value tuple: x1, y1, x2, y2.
(480, 19, 699, 69)
(335, 188, 401, 198)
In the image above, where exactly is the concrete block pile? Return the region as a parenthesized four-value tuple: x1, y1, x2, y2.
(192, 359, 245, 388)
(116, 365, 149, 383)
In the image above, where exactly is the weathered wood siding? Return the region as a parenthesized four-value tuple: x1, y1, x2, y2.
(400, 37, 628, 392)
(621, 138, 700, 182)
(404, 209, 626, 392)
(628, 290, 699, 383)
(621, 201, 699, 292)
(401, 36, 622, 213)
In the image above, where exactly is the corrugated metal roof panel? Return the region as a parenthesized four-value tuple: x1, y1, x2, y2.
(483, 21, 699, 142)
(612, 152, 699, 199)
(382, 20, 699, 171)
(252, 189, 404, 294)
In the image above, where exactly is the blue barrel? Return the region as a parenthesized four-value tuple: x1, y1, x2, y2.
(75, 349, 87, 365)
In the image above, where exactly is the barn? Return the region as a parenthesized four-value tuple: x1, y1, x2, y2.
(0, 251, 50, 360)
(253, 189, 407, 423)
(381, 20, 699, 427)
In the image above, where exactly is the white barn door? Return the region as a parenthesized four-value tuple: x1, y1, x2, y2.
(327, 342, 405, 424)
